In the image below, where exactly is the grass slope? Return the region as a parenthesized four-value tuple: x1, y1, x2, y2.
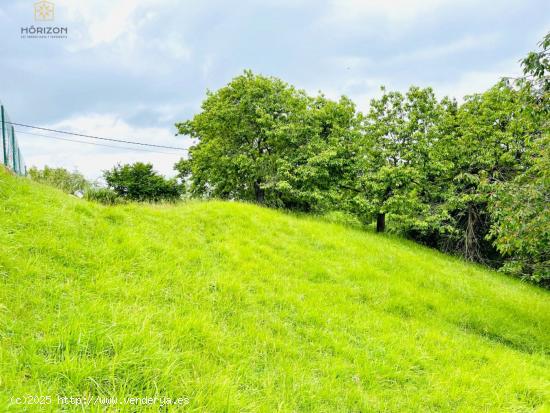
(0, 169, 549, 412)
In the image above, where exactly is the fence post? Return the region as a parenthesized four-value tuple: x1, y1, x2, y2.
(11, 126, 19, 174)
(15, 147, 19, 175)
(11, 125, 16, 171)
(1, 105, 6, 167)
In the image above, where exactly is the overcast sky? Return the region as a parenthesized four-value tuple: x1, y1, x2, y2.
(1, 0, 548, 179)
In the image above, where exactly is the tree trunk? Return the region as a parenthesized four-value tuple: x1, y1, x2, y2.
(464, 204, 479, 262)
(376, 213, 386, 233)
(253, 180, 265, 204)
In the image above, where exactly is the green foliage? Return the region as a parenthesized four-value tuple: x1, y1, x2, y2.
(432, 82, 539, 263)
(84, 187, 124, 205)
(104, 162, 182, 203)
(488, 135, 550, 283)
(521, 32, 550, 95)
(353, 86, 446, 232)
(175, 70, 360, 211)
(355, 82, 541, 266)
(176, 70, 307, 204)
(28, 166, 90, 194)
(1, 170, 550, 412)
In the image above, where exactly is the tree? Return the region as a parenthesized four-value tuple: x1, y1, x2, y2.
(104, 162, 182, 202)
(270, 94, 361, 211)
(175, 70, 361, 212)
(355, 86, 444, 232)
(488, 135, 549, 283)
(176, 71, 308, 205)
(436, 81, 539, 263)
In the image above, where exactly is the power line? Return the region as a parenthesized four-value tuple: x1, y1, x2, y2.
(6, 121, 188, 151)
(15, 129, 184, 155)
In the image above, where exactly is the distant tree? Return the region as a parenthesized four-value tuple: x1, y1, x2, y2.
(28, 166, 90, 194)
(104, 162, 182, 202)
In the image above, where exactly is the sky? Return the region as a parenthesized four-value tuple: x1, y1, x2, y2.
(0, 0, 548, 179)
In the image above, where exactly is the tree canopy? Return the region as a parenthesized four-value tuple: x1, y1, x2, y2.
(175, 70, 360, 212)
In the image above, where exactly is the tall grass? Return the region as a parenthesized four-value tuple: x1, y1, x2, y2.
(0, 169, 549, 412)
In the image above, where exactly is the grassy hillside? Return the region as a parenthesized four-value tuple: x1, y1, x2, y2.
(1, 168, 549, 412)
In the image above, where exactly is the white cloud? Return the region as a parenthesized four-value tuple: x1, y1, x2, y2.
(57, 0, 143, 49)
(342, 78, 389, 112)
(54, 0, 192, 78)
(57, 0, 186, 55)
(313, 53, 522, 112)
(86, 0, 140, 47)
(323, 57, 522, 111)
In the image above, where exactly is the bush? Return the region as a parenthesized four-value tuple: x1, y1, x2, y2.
(28, 166, 90, 194)
(84, 187, 124, 205)
(103, 162, 183, 203)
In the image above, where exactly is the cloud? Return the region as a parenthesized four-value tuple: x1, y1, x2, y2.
(58, 0, 186, 55)
(57, 0, 142, 49)
(201, 54, 216, 80)
(54, 0, 192, 79)
(85, 0, 141, 47)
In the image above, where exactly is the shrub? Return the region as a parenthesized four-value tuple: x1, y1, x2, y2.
(84, 187, 123, 205)
(103, 162, 182, 203)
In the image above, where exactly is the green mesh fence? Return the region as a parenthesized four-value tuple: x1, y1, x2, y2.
(1, 103, 26, 176)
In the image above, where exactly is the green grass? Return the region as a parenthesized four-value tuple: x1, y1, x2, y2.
(1, 168, 549, 412)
